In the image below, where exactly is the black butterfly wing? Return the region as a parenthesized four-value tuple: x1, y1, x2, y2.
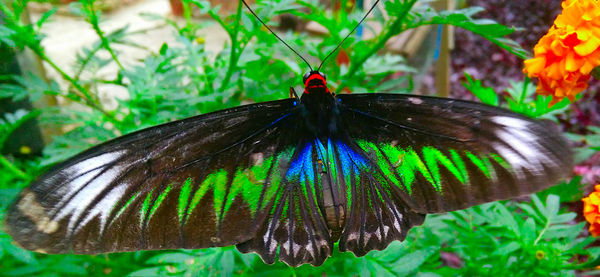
(299, 93, 572, 258)
(5, 98, 311, 255)
(336, 93, 571, 215)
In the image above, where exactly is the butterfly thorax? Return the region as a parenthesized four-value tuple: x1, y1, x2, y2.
(300, 72, 339, 137)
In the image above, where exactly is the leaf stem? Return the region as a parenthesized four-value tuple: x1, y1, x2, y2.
(0, 155, 29, 180)
(83, 0, 125, 71)
(36, 51, 118, 123)
(533, 218, 550, 245)
(518, 77, 531, 106)
(219, 0, 244, 91)
(339, 0, 418, 91)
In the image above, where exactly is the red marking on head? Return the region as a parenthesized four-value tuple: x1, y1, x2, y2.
(304, 73, 329, 94)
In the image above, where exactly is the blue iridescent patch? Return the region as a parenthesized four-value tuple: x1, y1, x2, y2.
(336, 141, 368, 174)
(286, 143, 315, 184)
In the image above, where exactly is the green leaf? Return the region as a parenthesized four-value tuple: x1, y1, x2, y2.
(537, 177, 586, 203)
(494, 203, 520, 237)
(462, 73, 498, 106)
(127, 266, 165, 277)
(408, 6, 530, 59)
(544, 223, 585, 241)
(36, 7, 57, 29)
(521, 218, 536, 244)
(3, 238, 37, 265)
(390, 247, 438, 275)
(493, 241, 521, 256)
(145, 252, 195, 265)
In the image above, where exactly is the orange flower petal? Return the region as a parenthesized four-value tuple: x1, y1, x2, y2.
(524, 0, 600, 105)
(524, 57, 547, 75)
(575, 36, 600, 56)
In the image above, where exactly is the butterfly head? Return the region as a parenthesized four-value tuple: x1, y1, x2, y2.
(303, 71, 330, 94)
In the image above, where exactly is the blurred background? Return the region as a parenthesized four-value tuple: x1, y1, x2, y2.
(0, 0, 599, 275)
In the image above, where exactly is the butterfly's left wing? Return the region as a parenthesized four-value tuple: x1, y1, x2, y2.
(5, 99, 317, 256)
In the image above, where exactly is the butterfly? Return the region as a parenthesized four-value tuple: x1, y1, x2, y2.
(5, 0, 572, 268)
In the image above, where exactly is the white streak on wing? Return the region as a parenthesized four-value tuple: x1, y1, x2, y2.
(391, 208, 402, 233)
(53, 165, 123, 234)
(305, 243, 314, 259)
(362, 232, 372, 246)
(493, 144, 527, 179)
(495, 129, 537, 162)
(491, 116, 553, 176)
(374, 227, 382, 240)
(75, 183, 128, 234)
(383, 225, 390, 237)
(263, 220, 279, 254)
(347, 232, 359, 242)
(280, 239, 301, 258)
(72, 152, 126, 174)
(53, 151, 126, 210)
(52, 167, 102, 212)
(293, 242, 300, 257)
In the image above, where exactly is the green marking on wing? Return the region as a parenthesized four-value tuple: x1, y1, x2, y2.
(490, 153, 511, 169)
(178, 178, 193, 223)
(406, 149, 436, 190)
(148, 185, 173, 222)
(379, 144, 406, 190)
(264, 165, 281, 210)
(357, 139, 513, 196)
(245, 156, 274, 213)
(422, 146, 465, 187)
(358, 140, 405, 193)
(227, 172, 247, 217)
(262, 148, 292, 210)
(111, 191, 140, 225)
(211, 170, 229, 221)
(465, 151, 491, 178)
(226, 156, 274, 217)
(140, 189, 155, 226)
(449, 149, 469, 184)
(187, 170, 225, 219)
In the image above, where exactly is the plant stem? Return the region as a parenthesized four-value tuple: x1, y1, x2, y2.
(182, 0, 194, 36)
(534, 218, 550, 245)
(84, 0, 124, 71)
(338, 0, 418, 91)
(219, 0, 244, 91)
(37, 51, 118, 124)
(0, 155, 29, 180)
(518, 77, 531, 105)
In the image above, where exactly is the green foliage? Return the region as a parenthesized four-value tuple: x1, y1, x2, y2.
(462, 72, 498, 106)
(462, 73, 571, 119)
(0, 0, 597, 275)
(565, 126, 600, 163)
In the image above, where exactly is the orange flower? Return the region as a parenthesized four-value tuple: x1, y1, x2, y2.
(523, 0, 600, 105)
(582, 184, 600, 237)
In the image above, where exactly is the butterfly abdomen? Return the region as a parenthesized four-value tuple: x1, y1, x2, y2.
(316, 156, 346, 241)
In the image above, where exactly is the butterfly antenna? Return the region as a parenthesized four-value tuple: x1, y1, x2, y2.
(241, 0, 313, 71)
(317, 0, 380, 72)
